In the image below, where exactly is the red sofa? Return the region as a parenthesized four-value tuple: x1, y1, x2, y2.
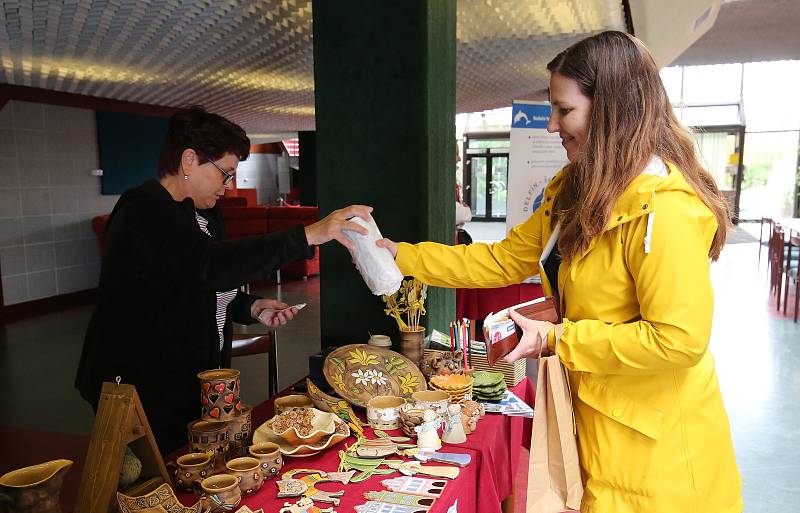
(220, 205, 320, 281)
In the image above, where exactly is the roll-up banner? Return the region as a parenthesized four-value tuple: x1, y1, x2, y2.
(506, 101, 568, 233)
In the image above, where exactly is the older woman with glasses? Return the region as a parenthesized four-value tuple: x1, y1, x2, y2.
(75, 106, 371, 453)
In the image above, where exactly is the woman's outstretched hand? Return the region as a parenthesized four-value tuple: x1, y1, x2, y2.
(305, 205, 373, 251)
(251, 299, 298, 327)
(375, 238, 398, 258)
(504, 309, 554, 362)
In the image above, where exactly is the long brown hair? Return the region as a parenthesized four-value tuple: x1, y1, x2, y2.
(547, 31, 729, 261)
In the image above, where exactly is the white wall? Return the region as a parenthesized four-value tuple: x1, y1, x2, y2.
(0, 100, 119, 305)
(235, 152, 279, 205)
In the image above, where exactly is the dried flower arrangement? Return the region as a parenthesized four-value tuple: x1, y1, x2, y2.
(382, 279, 428, 332)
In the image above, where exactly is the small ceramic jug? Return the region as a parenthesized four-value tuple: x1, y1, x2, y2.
(0, 459, 72, 513)
(248, 442, 283, 480)
(225, 457, 264, 496)
(166, 453, 213, 491)
(194, 474, 241, 513)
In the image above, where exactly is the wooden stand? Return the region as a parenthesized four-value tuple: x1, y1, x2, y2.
(75, 381, 171, 513)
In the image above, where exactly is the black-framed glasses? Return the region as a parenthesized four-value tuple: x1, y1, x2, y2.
(196, 150, 235, 186)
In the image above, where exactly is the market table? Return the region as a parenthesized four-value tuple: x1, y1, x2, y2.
(173, 378, 534, 513)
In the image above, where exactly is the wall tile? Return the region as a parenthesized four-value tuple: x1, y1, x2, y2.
(0, 218, 24, 247)
(18, 159, 49, 187)
(0, 189, 21, 217)
(15, 130, 46, 160)
(0, 130, 16, 158)
(27, 269, 57, 300)
(0, 102, 14, 129)
(56, 263, 97, 294)
(22, 215, 53, 244)
(55, 240, 83, 268)
(51, 187, 79, 214)
(2, 274, 28, 304)
(12, 102, 44, 131)
(77, 214, 97, 239)
(51, 213, 81, 241)
(78, 186, 106, 213)
(41, 105, 94, 134)
(21, 188, 52, 216)
(0, 157, 20, 188)
(25, 243, 55, 272)
(47, 159, 74, 186)
(0, 245, 26, 275)
(67, 132, 97, 160)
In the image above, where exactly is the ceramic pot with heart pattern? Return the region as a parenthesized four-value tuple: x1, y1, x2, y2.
(198, 368, 242, 422)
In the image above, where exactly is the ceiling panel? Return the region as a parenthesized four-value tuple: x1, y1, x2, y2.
(0, 0, 624, 132)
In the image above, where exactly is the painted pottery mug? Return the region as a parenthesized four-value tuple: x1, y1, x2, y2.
(412, 390, 451, 415)
(187, 419, 229, 473)
(226, 403, 253, 459)
(366, 395, 406, 430)
(194, 474, 241, 513)
(198, 368, 242, 421)
(225, 457, 264, 496)
(166, 452, 213, 491)
(248, 442, 283, 480)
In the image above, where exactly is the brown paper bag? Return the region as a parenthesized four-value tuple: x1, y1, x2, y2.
(526, 355, 583, 513)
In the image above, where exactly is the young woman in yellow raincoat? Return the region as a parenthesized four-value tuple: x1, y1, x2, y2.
(378, 31, 742, 513)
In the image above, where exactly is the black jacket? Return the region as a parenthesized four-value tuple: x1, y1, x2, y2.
(75, 180, 313, 453)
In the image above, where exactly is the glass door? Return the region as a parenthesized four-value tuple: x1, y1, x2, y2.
(466, 150, 509, 221)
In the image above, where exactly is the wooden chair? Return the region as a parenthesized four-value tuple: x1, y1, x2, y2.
(769, 225, 785, 310)
(782, 230, 800, 322)
(759, 217, 774, 269)
(231, 331, 278, 399)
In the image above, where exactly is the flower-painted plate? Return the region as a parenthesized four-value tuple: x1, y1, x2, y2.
(323, 344, 427, 408)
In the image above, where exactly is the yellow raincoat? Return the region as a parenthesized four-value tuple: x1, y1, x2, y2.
(396, 162, 742, 513)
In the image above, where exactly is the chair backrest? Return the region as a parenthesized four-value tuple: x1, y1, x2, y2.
(770, 225, 785, 291)
(232, 332, 278, 398)
(760, 217, 774, 244)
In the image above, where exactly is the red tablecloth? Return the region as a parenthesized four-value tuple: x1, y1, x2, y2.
(174, 379, 534, 513)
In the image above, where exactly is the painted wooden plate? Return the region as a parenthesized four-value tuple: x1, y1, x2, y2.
(323, 344, 427, 408)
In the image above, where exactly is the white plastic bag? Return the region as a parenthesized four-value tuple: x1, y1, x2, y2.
(344, 217, 403, 296)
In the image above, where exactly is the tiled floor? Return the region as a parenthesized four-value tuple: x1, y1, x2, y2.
(1, 226, 799, 511)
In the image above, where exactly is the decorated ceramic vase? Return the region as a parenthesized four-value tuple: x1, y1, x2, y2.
(226, 403, 252, 458)
(198, 368, 242, 422)
(188, 419, 230, 473)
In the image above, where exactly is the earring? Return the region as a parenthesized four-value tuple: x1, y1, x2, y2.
(184, 174, 188, 180)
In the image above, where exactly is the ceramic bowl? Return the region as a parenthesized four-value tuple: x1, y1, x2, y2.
(252, 418, 350, 457)
(261, 408, 338, 447)
(366, 395, 406, 430)
(411, 390, 450, 415)
(430, 373, 473, 391)
(273, 394, 314, 415)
